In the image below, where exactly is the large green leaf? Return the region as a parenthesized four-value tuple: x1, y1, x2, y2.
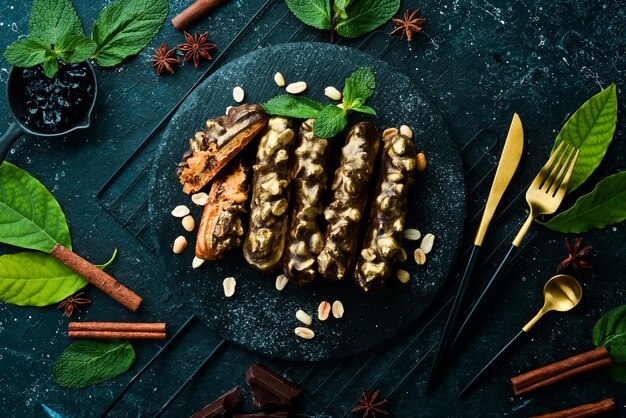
(262, 95, 324, 118)
(29, 0, 84, 45)
(335, 0, 400, 38)
(0, 252, 87, 306)
(592, 305, 626, 363)
(285, 0, 332, 30)
(542, 172, 626, 233)
(0, 162, 71, 252)
(53, 340, 136, 388)
(551, 84, 617, 192)
(3, 39, 51, 67)
(92, 0, 168, 67)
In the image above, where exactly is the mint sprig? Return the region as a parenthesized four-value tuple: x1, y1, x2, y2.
(3, 0, 167, 78)
(261, 67, 377, 139)
(286, 0, 400, 41)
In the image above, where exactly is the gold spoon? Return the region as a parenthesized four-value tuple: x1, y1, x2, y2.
(459, 274, 583, 396)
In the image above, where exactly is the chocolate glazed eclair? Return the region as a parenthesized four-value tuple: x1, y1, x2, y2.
(317, 122, 380, 281)
(244, 117, 296, 272)
(195, 159, 249, 260)
(283, 119, 330, 285)
(355, 133, 417, 292)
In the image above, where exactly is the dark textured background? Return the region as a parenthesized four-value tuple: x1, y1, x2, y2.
(0, 0, 624, 417)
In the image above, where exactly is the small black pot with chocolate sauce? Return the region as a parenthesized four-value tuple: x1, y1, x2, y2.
(0, 59, 97, 162)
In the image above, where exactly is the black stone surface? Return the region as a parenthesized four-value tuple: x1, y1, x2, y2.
(150, 42, 466, 361)
(0, 0, 625, 417)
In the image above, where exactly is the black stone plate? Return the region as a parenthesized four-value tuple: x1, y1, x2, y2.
(149, 43, 466, 361)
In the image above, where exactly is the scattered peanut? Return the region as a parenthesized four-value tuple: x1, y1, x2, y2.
(191, 192, 209, 206)
(274, 72, 286, 87)
(336, 102, 344, 108)
(295, 327, 315, 339)
(383, 128, 398, 139)
(173, 236, 187, 254)
(332, 301, 344, 319)
(223, 276, 236, 297)
(324, 86, 342, 101)
(192, 256, 205, 269)
(396, 269, 411, 283)
(233, 86, 245, 103)
(275, 274, 289, 291)
(400, 124, 413, 139)
(403, 228, 421, 241)
(399, 247, 408, 262)
(421, 233, 435, 254)
(416, 152, 428, 172)
(171, 205, 190, 218)
(318, 301, 331, 321)
(286, 81, 307, 94)
(296, 309, 313, 326)
(414, 248, 427, 265)
(182, 215, 195, 232)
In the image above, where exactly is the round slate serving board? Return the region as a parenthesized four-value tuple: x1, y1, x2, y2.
(149, 43, 466, 361)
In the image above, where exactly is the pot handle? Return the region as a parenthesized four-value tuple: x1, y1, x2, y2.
(0, 122, 23, 162)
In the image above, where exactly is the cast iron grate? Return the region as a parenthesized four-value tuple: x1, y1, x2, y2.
(94, 1, 539, 416)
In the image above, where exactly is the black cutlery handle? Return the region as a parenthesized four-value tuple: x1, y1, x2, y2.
(428, 245, 481, 387)
(450, 243, 519, 349)
(458, 329, 526, 397)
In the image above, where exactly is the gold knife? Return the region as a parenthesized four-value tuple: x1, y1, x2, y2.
(427, 113, 524, 388)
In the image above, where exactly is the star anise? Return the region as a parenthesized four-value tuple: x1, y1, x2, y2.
(351, 388, 389, 418)
(151, 42, 180, 76)
(557, 237, 593, 274)
(390, 9, 427, 41)
(58, 292, 91, 317)
(178, 32, 217, 68)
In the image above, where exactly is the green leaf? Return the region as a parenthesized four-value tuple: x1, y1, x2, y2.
(351, 104, 377, 115)
(96, 248, 118, 269)
(604, 362, 626, 384)
(343, 67, 376, 108)
(335, 0, 400, 38)
(0, 252, 87, 306)
(0, 162, 71, 252)
(54, 35, 96, 64)
(285, 0, 332, 30)
(43, 56, 59, 78)
(3, 39, 50, 67)
(542, 172, 626, 233)
(262, 95, 324, 118)
(53, 340, 136, 388)
(92, 0, 168, 67)
(333, 0, 352, 19)
(30, 0, 84, 45)
(551, 84, 618, 192)
(313, 105, 347, 138)
(592, 305, 626, 362)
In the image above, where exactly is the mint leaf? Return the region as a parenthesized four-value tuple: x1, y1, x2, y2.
(336, 0, 400, 38)
(53, 340, 136, 388)
(3, 39, 50, 67)
(542, 172, 626, 233)
(92, 0, 168, 67)
(286, 0, 332, 30)
(593, 305, 626, 362)
(262, 95, 324, 118)
(55, 34, 96, 63)
(333, 0, 353, 19)
(343, 67, 376, 108)
(313, 105, 347, 138)
(605, 362, 626, 384)
(351, 104, 377, 116)
(551, 84, 618, 192)
(30, 0, 84, 45)
(43, 56, 59, 78)
(0, 252, 87, 306)
(0, 162, 71, 252)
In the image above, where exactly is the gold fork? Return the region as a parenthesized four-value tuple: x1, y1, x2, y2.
(446, 141, 580, 351)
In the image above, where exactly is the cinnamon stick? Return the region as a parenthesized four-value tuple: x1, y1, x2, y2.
(69, 331, 166, 339)
(69, 322, 166, 333)
(171, 0, 228, 31)
(51, 243, 142, 311)
(511, 347, 611, 395)
(531, 398, 615, 418)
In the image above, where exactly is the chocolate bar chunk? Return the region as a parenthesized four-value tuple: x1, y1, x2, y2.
(191, 386, 243, 418)
(232, 412, 288, 418)
(245, 364, 302, 409)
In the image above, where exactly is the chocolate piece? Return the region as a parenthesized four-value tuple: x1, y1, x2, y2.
(232, 413, 288, 418)
(245, 364, 301, 410)
(190, 386, 243, 418)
